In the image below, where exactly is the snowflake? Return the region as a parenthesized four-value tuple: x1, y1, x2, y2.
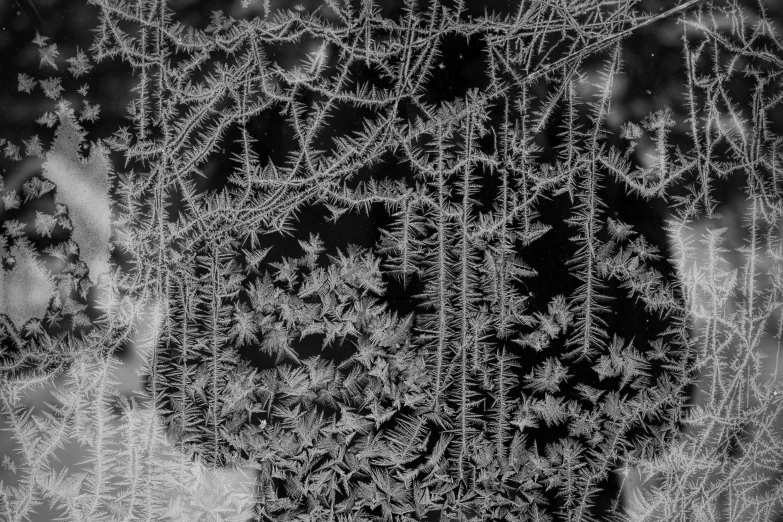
(34, 212, 58, 238)
(3, 142, 21, 161)
(66, 48, 92, 78)
(39, 77, 63, 100)
(23, 136, 45, 159)
(18, 73, 36, 94)
(32, 30, 49, 47)
(80, 101, 101, 123)
(36, 111, 58, 128)
(38, 44, 59, 70)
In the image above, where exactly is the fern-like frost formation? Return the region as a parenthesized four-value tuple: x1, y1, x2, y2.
(0, 0, 782, 521)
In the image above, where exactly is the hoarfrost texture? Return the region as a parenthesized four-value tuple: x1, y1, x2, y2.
(1, 1, 782, 521)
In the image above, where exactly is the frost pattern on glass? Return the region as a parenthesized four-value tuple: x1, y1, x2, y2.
(1, 1, 782, 521)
